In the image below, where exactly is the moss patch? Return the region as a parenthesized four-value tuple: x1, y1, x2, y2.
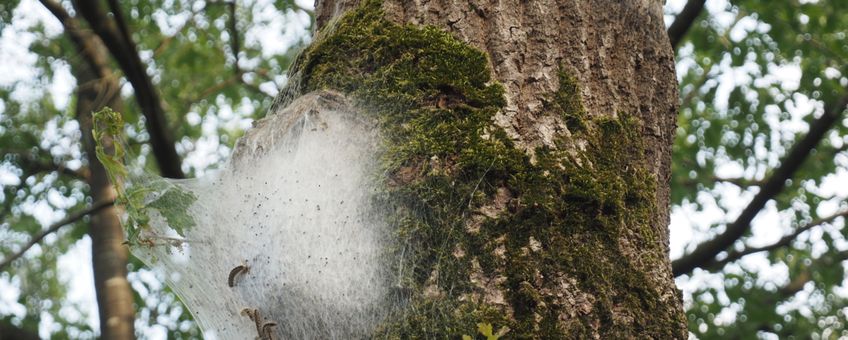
(288, 1, 678, 338)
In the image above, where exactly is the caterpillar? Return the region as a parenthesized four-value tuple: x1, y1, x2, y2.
(262, 321, 278, 340)
(241, 307, 277, 340)
(228, 262, 249, 287)
(240, 308, 263, 338)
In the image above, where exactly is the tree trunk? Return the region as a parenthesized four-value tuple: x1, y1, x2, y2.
(71, 40, 136, 340)
(271, 0, 685, 337)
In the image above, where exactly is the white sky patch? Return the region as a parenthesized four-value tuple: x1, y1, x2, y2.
(48, 60, 75, 110)
(663, 0, 686, 24)
(245, 0, 312, 58)
(0, 164, 22, 186)
(714, 160, 745, 179)
(729, 16, 761, 42)
(713, 302, 743, 326)
(675, 269, 727, 307)
(771, 64, 803, 92)
(712, 182, 756, 222)
(24, 198, 63, 227)
(783, 94, 817, 135)
(152, 9, 192, 36)
(670, 192, 732, 259)
(56, 236, 99, 331)
(294, 0, 314, 10)
(0, 275, 26, 317)
(746, 201, 786, 247)
(13, 0, 63, 36)
(182, 135, 224, 176)
(712, 54, 760, 112)
(185, 111, 202, 126)
(673, 43, 698, 79)
(39, 310, 55, 339)
(259, 80, 281, 96)
(0, 0, 62, 100)
(705, 0, 736, 28)
(824, 67, 842, 80)
(814, 169, 848, 220)
(669, 205, 698, 260)
(0, 26, 38, 88)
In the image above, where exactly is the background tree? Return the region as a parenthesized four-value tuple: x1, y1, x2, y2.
(669, 0, 848, 338)
(1, 0, 310, 338)
(0, 0, 845, 338)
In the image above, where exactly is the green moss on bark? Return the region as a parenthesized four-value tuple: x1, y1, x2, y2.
(287, 1, 678, 338)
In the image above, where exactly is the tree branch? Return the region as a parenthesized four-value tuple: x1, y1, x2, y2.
(667, 0, 707, 49)
(779, 250, 848, 299)
(72, 0, 185, 178)
(0, 199, 114, 270)
(39, 0, 112, 79)
(702, 209, 848, 272)
(0, 151, 89, 223)
(673, 93, 848, 277)
(747, 249, 848, 335)
(184, 68, 268, 109)
(227, 1, 242, 76)
(679, 175, 766, 190)
(106, 0, 133, 52)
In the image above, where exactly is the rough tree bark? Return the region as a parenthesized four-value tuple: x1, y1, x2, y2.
(270, 0, 684, 337)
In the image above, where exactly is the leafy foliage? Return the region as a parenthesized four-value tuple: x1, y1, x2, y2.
(670, 0, 848, 338)
(0, 0, 309, 337)
(462, 322, 509, 340)
(93, 107, 198, 245)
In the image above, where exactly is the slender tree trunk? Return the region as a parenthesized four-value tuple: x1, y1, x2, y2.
(284, 0, 685, 337)
(71, 43, 136, 340)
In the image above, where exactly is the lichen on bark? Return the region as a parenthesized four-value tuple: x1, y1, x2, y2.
(282, 1, 684, 338)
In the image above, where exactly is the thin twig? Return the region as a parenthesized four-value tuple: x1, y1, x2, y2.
(703, 209, 848, 271)
(106, 0, 133, 54)
(227, 1, 242, 76)
(183, 71, 267, 110)
(152, 5, 205, 58)
(0, 199, 114, 270)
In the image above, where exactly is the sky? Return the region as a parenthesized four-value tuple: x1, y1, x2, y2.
(0, 0, 846, 339)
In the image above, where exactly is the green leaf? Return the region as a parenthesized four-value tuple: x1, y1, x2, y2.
(477, 323, 494, 337)
(147, 185, 198, 236)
